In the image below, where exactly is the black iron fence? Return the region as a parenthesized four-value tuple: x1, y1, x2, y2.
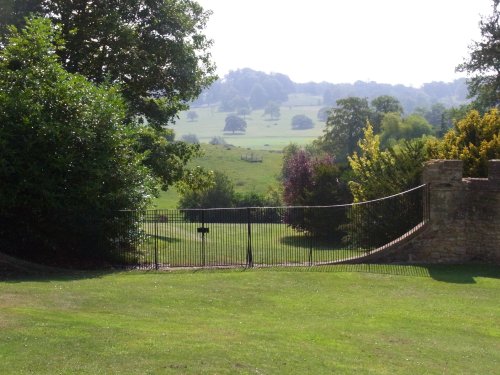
(111, 184, 429, 269)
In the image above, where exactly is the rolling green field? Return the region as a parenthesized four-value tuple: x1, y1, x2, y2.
(1, 266, 499, 374)
(155, 98, 326, 209)
(154, 144, 284, 209)
(172, 101, 325, 151)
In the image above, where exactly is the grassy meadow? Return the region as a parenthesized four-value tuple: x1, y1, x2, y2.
(1, 266, 499, 374)
(154, 144, 284, 208)
(173, 98, 325, 151)
(155, 96, 327, 208)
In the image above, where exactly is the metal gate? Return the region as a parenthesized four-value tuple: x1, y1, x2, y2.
(113, 184, 429, 269)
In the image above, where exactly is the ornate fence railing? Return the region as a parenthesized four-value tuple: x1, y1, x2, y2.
(111, 184, 429, 269)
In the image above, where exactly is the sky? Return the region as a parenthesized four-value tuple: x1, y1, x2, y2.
(196, 0, 493, 87)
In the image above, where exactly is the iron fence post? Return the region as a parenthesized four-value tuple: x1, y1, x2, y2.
(308, 233, 313, 266)
(247, 207, 253, 268)
(154, 210, 158, 270)
(201, 210, 206, 267)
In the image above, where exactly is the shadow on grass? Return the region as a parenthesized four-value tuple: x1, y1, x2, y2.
(0, 252, 138, 283)
(285, 263, 500, 284)
(2, 254, 499, 285)
(0, 266, 122, 284)
(425, 264, 500, 284)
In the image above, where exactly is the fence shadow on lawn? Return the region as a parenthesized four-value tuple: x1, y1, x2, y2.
(1, 255, 498, 284)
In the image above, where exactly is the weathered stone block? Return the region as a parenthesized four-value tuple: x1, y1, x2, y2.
(489, 160, 500, 181)
(368, 159, 500, 265)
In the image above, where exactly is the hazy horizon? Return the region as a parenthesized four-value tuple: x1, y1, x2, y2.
(214, 65, 469, 87)
(197, 0, 493, 88)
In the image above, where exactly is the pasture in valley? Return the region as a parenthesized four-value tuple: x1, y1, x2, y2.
(154, 144, 284, 208)
(155, 98, 326, 208)
(173, 99, 324, 150)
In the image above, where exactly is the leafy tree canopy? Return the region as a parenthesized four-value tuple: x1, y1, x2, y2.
(181, 133, 200, 144)
(291, 114, 314, 130)
(371, 95, 403, 130)
(209, 136, 228, 145)
(414, 103, 453, 135)
(223, 114, 247, 134)
(317, 107, 331, 122)
(371, 95, 404, 115)
(0, 0, 217, 127)
(348, 124, 427, 201)
(347, 124, 427, 248)
(380, 113, 434, 147)
(426, 109, 500, 177)
(321, 97, 372, 160)
(249, 83, 269, 109)
(179, 170, 235, 209)
(456, 0, 500, 110)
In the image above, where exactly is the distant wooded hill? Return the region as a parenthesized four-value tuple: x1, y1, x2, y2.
(191, 68, 469, 114)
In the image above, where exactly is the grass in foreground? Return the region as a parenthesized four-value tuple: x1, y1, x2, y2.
(0, 265, 499, 374)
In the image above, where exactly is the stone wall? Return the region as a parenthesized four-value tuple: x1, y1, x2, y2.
(361, 159, 500, 264)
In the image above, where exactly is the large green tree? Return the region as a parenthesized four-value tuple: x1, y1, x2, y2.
(371, 95, 404, 115)
(321, 97, 373, 160)
(291, 114, 314, 130)
(370, 95, 403, 131)
(223, 114, 247, 134)
(249, 83, 269, 109)
(0, 18, 155, 264)
(380, 113, 434, 147)
(0, 0, 217, 127)
(456, 0, 500, 110)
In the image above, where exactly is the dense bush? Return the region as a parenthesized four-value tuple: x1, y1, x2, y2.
(0, 19, 156, 265)
(179, 171, 235, 210)
(181, 133, 200, 144)
(178, 171, 282, 223)
(380, 113, 434, 147)
(426, 109, 500, 177)
(347, 124, 427, 247)
(209, 136, 228, 145)
(282, 150, 351, 240)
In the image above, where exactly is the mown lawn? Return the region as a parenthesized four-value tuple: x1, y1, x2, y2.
(0, 265, 499, 374)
